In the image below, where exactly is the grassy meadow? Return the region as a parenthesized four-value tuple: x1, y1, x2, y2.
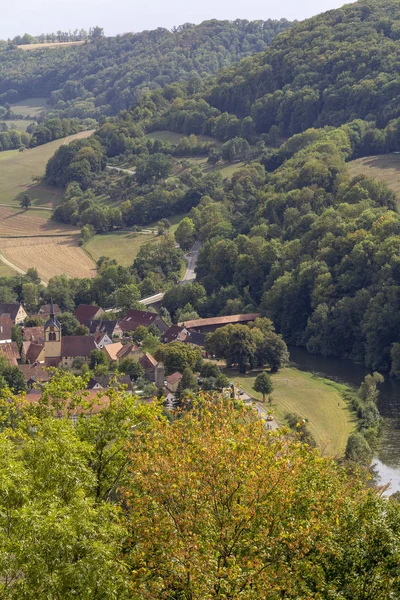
(348, 153, 400, 202)
(0, 131, 94, 206)
(227, 367, 355, 457)
(10, 98, 47, 118)
(84, 213, 187, 266)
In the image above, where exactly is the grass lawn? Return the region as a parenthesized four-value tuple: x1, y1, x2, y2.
(348, 154, 400, 203)
(0, 131, 93, 206)
(10, 98, 47, 118)
(226, 367, 355, 457)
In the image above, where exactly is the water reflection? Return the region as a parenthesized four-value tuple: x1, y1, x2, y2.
(288, 346, 400, 494)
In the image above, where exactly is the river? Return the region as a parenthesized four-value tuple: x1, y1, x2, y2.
(288, 346, 400, 494)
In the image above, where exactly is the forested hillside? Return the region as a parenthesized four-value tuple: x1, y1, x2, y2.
(40, 0, 400, 374)
(0, 19, 293, 120)
(207, 0, 400, 135)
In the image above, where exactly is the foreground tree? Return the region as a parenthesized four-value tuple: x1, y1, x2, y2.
(123, 397, 400, 599)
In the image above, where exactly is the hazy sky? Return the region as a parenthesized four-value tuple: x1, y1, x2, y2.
(4, 0, 352, 39)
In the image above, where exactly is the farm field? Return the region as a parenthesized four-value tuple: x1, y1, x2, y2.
(0, 130, 94, 206)
(10, 98, 47, 118)
(0, 236, 95, 282)
(0, 207, 95, 282)
(0, 262, 17, 277)
(19, 41, 85, 51)
(85, 213, 187, 266)
(186, 156, 246, 178)
(227, 367, 355, 456)
(348, 154, 400, 201)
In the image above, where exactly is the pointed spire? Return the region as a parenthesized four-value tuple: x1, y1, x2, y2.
(50, 297, 55, 319)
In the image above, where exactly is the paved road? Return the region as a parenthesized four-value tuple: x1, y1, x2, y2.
(233, 388, 279, 430)
(182, 241, 201, 282)
(106, 166, 136, 175)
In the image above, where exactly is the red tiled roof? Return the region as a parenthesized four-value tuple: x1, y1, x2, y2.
(103, 342, 124, 361)
(0, 316, 13, 341)
(179, 313, 261, 329)
(166, 372, 182, 385)
(61, 335, 97, 357)
(119, 309, 159, 331)
(164, 325, 187, 343)
(25, 390, 114, 416)
(25, 341, 44, 364)
(0, 341, 20, 365)
(23, 326, 44, 343)
(18, 363, 50, 383)
(74, 304, 102, 323)
(139, 352, 158, 370)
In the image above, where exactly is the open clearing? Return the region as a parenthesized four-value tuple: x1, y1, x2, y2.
(348, 154, 400, 201)
(0, 207, 78, 237)
(0, 207, 95, 282)
(0, 130, 94, 206)
(85, 213, 187, 266)
(146, 130, 217, 144)
(227, 367, 355, 457)
(19, 41, 85, 51)
(10, 98, 47, 118)
(0, 237, 95, 282)
(3, 121, 34, 132)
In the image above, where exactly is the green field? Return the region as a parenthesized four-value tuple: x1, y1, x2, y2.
(3, 121, 35, 132)
(0, 261, 17, 277)
(227, 367, 355, 457)
(146, 130, 217, 144)
(85, 231, 159, 266)
(84, 213, 187, 266)
(10, 98, 47, 118)
(186, 156, 246, 179)
(0, 131, 94, 206)
(348, 154, 400, 202)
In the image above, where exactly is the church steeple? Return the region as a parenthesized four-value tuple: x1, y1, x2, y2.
(44, 299, 62, 357)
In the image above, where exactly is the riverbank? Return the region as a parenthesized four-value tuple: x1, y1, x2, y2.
(225, 367, 355, 457)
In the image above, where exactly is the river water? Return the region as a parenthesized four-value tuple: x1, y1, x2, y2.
(288, 346, 400, 494)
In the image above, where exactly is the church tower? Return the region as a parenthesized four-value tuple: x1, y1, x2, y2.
(44, 299, 62, 359)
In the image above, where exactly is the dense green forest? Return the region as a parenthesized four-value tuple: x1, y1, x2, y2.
(1, 376, 400, 599)
(41, 0, 400, 373)
(0, 19, 293, 120)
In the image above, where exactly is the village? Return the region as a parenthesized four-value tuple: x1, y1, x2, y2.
(0, 299, 263, 406)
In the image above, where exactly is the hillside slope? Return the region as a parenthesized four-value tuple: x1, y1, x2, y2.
(0, 19, 293, 120)
(206, 0, 400, 134)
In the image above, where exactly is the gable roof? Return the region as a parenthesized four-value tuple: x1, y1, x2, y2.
(18, 363, 50, 383)
(74, 304, 102, 324)
(61, 335, 97, 358)
(0, 341, 20, 365)
(119, 309, 164, 331)
(164, 325, 187, 343)
(139, 352, 158, 370)
(88, 375, 133, 391)
(39, 303, 61, 316)
(0, 303, 25, 322)
(166, 372, 183, 385)
(84, 319, 120, 337)
(25, 341, 45, 364)
(185, 330, 206, 347)
(102, 342, 124, 361)
(23, 326, 44, 343)
(179, 313, 261, 329)
(0, 316, 13, 341)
